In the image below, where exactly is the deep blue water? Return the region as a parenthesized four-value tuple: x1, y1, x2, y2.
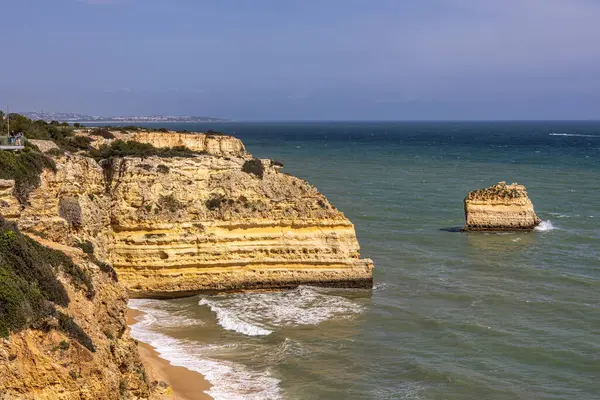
(121, 122, 599, 400)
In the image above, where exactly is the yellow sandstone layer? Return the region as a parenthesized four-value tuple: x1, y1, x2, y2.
(1, 133, 373, 298)
(463, 181, 541, 231)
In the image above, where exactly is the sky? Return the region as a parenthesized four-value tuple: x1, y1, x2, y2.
(1, 0, 600, 120)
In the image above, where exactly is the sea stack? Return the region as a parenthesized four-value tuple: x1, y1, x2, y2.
(463, 182, 541, 231)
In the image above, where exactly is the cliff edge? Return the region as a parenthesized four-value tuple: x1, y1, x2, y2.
(463, 181, 541, 231)
(1, 131, 373, 298)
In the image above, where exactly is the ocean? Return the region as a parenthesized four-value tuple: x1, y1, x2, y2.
(124, 121, 599, 400)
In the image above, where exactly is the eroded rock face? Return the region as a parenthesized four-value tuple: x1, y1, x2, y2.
(95, 131, 248, 158)
(1, 134, 374, 297)
(0, 240, 155, 400)
(464, 181, 541, 231)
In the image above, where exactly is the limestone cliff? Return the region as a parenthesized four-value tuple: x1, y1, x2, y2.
(0, 232, 160, 400)
(1, 132, 373, 298)
(463, 181, 541, 231)
(86, 130, 248, 158)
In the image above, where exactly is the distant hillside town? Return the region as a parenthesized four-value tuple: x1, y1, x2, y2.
(20, 111, 229, 123)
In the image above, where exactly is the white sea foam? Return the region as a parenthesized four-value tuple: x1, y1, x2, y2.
(128, 299, 281, 400)
(128, 299, 204, 328)
(535, 220, 556, 232)
(198, 298, 273, 336)
(549, 133, 599, 138)
(199, 286, 364, 337)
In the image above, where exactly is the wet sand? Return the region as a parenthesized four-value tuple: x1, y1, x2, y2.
(127, 309, 212, 400)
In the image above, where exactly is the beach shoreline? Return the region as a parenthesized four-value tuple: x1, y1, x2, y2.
(127, 308, 213, 400)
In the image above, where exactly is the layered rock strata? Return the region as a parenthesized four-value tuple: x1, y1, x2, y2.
(463, 181, 541, 231)
(1, 133, 373, 297)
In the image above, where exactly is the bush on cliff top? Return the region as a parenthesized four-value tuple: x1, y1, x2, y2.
(0, 148, 56, 204)
(88, 140, 201, 160)
(242, 158, 265, 179)
(0, 218, 95, 350)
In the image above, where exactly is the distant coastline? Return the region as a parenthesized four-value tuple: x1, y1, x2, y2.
(78, 120, 229, 124)
(19, 111, 229, 123)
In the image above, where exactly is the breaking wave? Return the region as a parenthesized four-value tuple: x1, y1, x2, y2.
(535, 220, 556, 232)
(199, 298, 273, 336)
(199, 286, 365, 337)
(128, 299, 204, 328)
(128, 299, 281, 400)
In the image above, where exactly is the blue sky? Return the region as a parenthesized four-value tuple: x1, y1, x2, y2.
(1, 0, 600, 120)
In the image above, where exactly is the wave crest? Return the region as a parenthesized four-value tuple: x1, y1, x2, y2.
(549, 133, 599, 138)
(199, 286, 364, 337)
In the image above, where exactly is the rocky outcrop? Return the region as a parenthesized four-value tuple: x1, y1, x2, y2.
(28, 139, 60, 153)
(0, 235, 159, 400)
(463, 182, 541, 231)
(87, 130, 248, 158)
(1, 133, 373, 298)
(127, 131, 247, 157)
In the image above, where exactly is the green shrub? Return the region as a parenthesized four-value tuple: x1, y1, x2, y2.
(58, 312, 95, 352)
(60, 135, 93, 152)
(0, 149, 56, 204)
(242, 158, 265, 179)
(0, 218, 94, 349)
(205, 194, 233, 211)
(88, 140, 201, 161)
(93, 128, 116, 139)
(158, 194, 182, 213)
(96, 260, 118, 283)
(137, 163, 153, 171)
(47, 148, 66, 157)
(206, 129, 225, 137)
(75, 240, 94, 255)
(58, 340, 70, 351)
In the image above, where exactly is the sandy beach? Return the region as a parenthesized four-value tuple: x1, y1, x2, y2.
(127, 309, 213, 400)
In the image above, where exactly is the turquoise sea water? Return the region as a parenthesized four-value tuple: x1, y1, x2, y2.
(126, 122, 600, 400)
